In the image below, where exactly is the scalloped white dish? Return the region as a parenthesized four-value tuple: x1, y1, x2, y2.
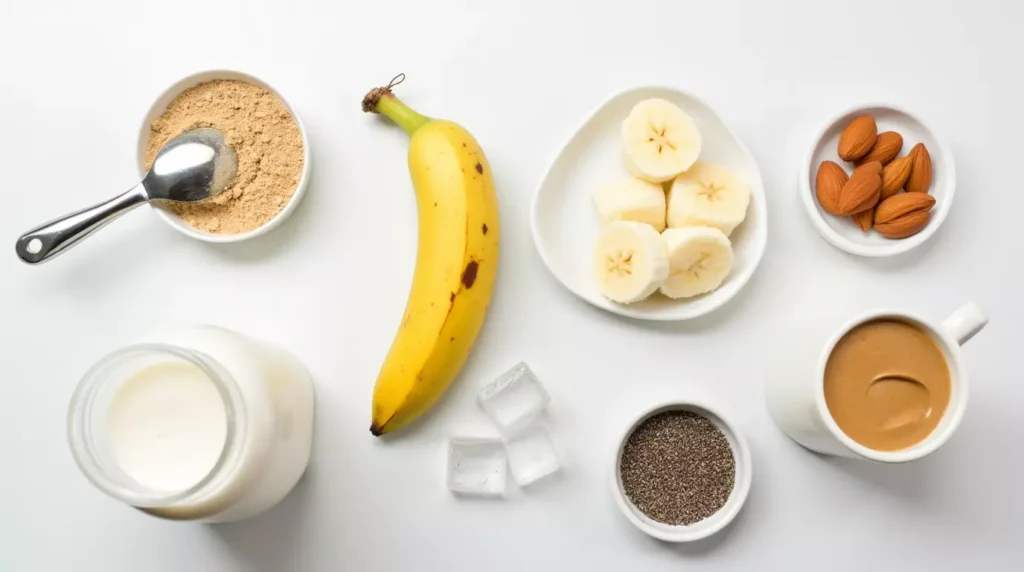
(530, 86, 767, 321)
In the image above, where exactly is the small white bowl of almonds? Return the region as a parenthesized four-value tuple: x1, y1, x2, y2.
(801, 103, 955, 257)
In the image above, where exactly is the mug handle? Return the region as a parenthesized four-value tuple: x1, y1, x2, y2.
(941, 302, 989, 345)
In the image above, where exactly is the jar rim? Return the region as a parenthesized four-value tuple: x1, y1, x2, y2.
(67, 343, 247, 507)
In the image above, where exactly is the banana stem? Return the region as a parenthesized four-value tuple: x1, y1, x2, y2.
(376, 95, 430, 135)
(362, 74, 431, 135)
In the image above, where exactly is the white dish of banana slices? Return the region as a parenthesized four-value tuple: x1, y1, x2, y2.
(531, 86, 767, 321)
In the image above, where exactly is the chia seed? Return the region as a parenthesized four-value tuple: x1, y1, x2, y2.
(619, 410, 736, 525)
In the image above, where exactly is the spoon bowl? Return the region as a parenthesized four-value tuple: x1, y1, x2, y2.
(144, 128, 237, 202)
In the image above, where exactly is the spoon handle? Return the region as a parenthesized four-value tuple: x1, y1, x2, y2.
(15, 184, 149, 264)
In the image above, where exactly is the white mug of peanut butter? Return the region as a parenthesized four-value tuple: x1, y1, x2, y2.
(765, 303, 988, 462)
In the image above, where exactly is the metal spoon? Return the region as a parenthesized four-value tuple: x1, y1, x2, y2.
(15, 128, 237, 264)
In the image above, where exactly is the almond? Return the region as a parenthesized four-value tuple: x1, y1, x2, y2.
(838, 115, 877, 161)
(815, 160, 848, 215)
(905, 143, 933, 193)
(837, 161, 882, 216)
(860, 160, 883, 176)
(874, 193, 936, 239)
(855, 131, 903, 166)
(880, 155, 914, 199)
(852, 209, 873, 232)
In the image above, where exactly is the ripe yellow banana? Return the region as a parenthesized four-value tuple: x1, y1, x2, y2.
(363, 76, 500, 436)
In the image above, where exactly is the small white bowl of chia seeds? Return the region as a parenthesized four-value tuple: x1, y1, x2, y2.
(611, 401, 752, 543)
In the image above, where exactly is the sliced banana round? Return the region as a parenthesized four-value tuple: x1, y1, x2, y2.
(592, 221, 669, 304)
(667, 162, 750, 236)
(621, 98, 702, 183)
(659, 226, 734, 299)
(591, 176, 667, 232)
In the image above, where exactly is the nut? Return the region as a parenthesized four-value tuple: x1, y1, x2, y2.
(874, 193, 936, 238)
(852, 209, 873, 232)
(855, 131, 903, 166)
(815, 160, 848, 215)
(838, 115, 877, 161)
(837, 161, 882, 216)
(860, 160, 883, 176)
(906, 143, 933, 193)
(880, 155, 914, 199)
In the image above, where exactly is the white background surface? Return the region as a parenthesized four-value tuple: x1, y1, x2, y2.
(1, 0, 1021, 570)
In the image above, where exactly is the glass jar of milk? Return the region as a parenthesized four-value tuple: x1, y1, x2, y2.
(68, 325, 314, 522)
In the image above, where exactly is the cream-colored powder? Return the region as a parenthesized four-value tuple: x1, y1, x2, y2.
(145, 80, 304, 234)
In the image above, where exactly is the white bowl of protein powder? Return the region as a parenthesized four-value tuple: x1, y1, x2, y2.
(137, 69, 312, 243)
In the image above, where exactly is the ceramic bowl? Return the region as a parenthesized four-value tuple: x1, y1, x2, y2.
(530, 86, 767, 321)
(800, 103, 954, 257)
(611, 400, 752, 543)
(136, 69, 311, 243)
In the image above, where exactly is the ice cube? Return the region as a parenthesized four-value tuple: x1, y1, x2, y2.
(447, 438, 508, 497)
(478, 362, 550, 436)
(504, 424, 561, 487)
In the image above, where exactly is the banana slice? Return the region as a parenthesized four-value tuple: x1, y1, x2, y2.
(667, 162, 750, 236)
(592, 176, 667, 232)
(592, 221, 669, 304)
(621, 98, 702, 183)
(659, 227, 734, 299)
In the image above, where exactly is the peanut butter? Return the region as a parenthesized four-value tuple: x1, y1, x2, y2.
(824, 319, 950, 451)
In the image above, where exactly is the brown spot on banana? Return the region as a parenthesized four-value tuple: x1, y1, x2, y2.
(449, 292, 455, 303)
(482, 223, 488, 235)
(475, 162, 483, 174)
(461, 261, 479, 288)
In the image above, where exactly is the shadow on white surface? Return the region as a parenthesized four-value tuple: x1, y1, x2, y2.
(210, 472, 316, 572)
(847, 220, 944, 274)
(365, 108, 407, 136)
(544, 250, 767, 335)
(767, 412, 941, 503)
(818, 453, 938, 503)
(624, 491, 750, 557)
(666, 511, 744, 556)
(13, 207, 165, 293)
(198, 155, 322, 263)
